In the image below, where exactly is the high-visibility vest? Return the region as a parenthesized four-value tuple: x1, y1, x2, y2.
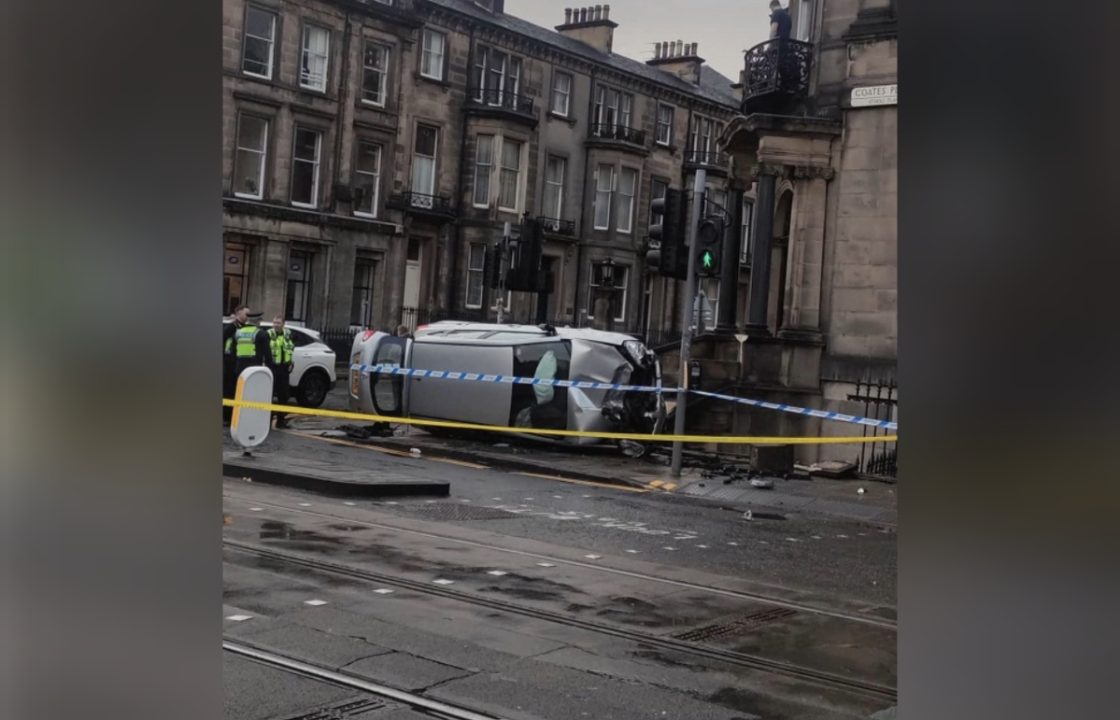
(268, 328, 294, 365)
(234, 325, 259, 358)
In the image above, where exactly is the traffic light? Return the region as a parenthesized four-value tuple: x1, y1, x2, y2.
(647, 189, 687, 280)
(695, 216, 724, 278)
(506, 216, 543, 292)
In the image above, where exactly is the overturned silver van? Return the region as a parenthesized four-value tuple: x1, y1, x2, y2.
(349, 321, 665, 444)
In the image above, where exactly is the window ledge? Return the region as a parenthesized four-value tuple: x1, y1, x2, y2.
(415, 73, 451, 89)
(547, 112, 577, 126)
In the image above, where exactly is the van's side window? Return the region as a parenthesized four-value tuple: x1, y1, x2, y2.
(373, 338, 405, 413)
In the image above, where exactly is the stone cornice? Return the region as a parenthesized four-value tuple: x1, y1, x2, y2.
(750, 163, 834, 181)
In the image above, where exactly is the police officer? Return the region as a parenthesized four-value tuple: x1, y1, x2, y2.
(267, 315, 295, 428)
(223, 305, 251, 423)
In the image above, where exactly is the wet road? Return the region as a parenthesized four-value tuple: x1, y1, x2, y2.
(223, 441, 896, 720)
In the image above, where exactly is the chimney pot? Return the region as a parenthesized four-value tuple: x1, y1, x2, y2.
(604, 4, 610, 20)
(564, 8, 572, 23)
(594, 4, 602, 21)
(676, 40, 684, 57)
(579, 7, 587, 23)
(691, 42, 698, 56)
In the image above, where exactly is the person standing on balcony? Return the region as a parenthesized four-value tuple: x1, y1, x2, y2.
(770, 0, 793, 40)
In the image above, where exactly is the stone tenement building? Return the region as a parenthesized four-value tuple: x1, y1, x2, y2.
(709, 0, 898, 469)
(221, 0, 743, 336)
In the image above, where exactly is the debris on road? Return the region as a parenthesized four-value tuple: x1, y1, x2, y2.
(750, 477, 775, 490)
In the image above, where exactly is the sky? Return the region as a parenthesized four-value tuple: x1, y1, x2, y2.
(505, 0, 774, 82)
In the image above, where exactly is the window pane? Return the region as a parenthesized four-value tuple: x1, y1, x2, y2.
(245, 8, 275, 39)
(466, 243, 485, 309)
(473, 135, 493, 206)
(243, 38, 271, 76)
(594, 165, 612, 229)
(301, 27, 329, 90)
(294, 128, 319, 161)
(543, 156, 564, 218)
(234, 116, 267, 198)
(291, 128, 320, 205)
(362, 43, 388, 104)
(498, 140, 521, 210)
(617, 168, 636, 233)
(354, 143, 381, 215)
(414, 125, 437, 156)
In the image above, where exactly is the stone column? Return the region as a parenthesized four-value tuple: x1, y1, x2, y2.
(716, 188, 744, 333)
(744, 170, 777, 335)
(780, 171, 830, 336)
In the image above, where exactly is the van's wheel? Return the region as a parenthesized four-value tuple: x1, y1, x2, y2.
(297, 370, 331, 408)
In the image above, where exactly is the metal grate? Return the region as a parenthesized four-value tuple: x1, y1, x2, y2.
(672, 607, 797, 642)
(280, 698, 386, 720)
(404, 503, 519, 521)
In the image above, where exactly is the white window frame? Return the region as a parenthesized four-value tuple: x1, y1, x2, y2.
(233, 113, 268, 200)
(472, 135, 494, 208)
(586, 263, 629, 322)
(465, 243, 486, 309)
(411, 124, 439, 196)
(242, 6, 277, 80)
(420, 29, 447, 81)
(300, 25, 330, 92)
(593, 164, 614, 231)
(473, 45, 522, 104)
(291, 126, 322, 208)
(361, 41, 390, 107)
(551, 71, 572, 117)
(796, 0, 814, 41)
(543, 155, 566, 220)
(656, 103, 674, 146)
(498, 138, 523, 213)
(616, 167, 638, 235)
(353, 141, 382, 218)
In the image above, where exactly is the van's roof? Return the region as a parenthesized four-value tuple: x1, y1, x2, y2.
(416, 321, 641, 347)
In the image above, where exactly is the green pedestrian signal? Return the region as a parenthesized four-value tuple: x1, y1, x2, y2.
(695, 218, 723, 277)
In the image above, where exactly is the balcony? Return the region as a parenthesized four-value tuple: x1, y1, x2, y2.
(387, 191, 456, 221)
(684, 150, 730, 174)
(465, 88, 537, 126)
(587, 123, 648, 154)
(537, 216, 576, 238)
(741, 39, 813, 116)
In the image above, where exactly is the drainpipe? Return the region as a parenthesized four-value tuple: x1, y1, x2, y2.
(448, 27, 476, 319)
(573, 67, 598, 326)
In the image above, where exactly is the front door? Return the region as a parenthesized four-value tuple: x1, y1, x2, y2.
(402, 238, 423, 329)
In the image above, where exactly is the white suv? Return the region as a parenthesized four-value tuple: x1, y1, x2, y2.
(224, 320, 337, 407)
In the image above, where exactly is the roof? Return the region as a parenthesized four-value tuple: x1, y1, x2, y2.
(426, 0, 740, 109)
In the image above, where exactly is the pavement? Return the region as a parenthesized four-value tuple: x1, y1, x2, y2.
(241, 384, 896, 525)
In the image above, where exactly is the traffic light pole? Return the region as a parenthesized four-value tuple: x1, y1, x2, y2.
(670, 169, 706, 478)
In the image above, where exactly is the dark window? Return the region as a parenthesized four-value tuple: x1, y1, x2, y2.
(351, 257, 377, 326)
(223, 242, 250, 314)
(286, 251, 312, 322)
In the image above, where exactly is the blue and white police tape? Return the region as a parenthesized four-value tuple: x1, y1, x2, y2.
(351, 364, 899, 432)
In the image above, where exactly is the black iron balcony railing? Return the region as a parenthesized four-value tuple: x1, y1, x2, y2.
(537, 216, 576, 236)
(590, 123, 646, 146)
(467, 88, 536, 119)
(741, 38, 813, 115)
(684, 150, 730, 168)
(387, 191, 456, 218)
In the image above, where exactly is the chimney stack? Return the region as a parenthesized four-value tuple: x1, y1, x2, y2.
(646, 39, 706, 85)
(556, 5, 619, 54)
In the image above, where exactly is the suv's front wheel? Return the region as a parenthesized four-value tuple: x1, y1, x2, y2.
(297, 369, 332, 407)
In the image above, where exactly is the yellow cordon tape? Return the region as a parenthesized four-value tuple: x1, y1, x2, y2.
(222, 399, 898, 446)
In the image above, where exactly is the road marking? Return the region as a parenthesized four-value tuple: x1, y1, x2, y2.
(552, 495, 563, 499)
(536, 562, 556, 568)
(432, 458, 489, 470)
(226, 614, 252, 622)
(728, 542, 740, 546)
(584, 554, 602, 560)
(299, 503, 312, 507)
(697, 544, 709, 549)
(486, 570, 508, 576)
(343, 502, 356, 507)
(460, 499, 472, 503)
(373, 589, 395, 595)
(662, 483, 678, 491)
(663, 547, 677, 551)
(249, 507, 263, 512)
(648, 480, 665, 489)
(837, 534, 849, 539)
(303, 599, 328, 606)
(786, 538, 800, 543)
(433, 579, 455, 585)
(811, 535, 823, 540)
(625, 549, 639, 554)
(492, 497, 502, 501)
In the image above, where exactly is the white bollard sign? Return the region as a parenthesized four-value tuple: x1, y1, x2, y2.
(230, 366, 274, 449)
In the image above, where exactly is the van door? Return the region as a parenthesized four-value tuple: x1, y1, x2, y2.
(371, 336, 407, 416)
